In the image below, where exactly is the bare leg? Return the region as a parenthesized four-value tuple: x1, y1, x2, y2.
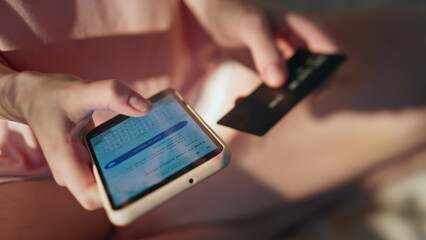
(0, 180, 112, 240)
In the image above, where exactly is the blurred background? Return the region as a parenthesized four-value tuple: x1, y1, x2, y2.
(265, 0, 423, 13)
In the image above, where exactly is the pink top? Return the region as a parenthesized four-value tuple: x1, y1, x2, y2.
(0, 0, 220, 180)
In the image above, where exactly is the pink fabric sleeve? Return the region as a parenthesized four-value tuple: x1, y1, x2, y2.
(0, 0, 220, 180)
(0, 120, 51, 179)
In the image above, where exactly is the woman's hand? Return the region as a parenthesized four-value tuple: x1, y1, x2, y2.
(184, 0, 337, 87)
(1, 71, 151, 210)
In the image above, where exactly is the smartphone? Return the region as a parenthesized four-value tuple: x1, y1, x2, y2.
(85, 89, 231, 226)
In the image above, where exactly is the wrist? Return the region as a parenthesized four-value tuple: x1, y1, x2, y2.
(0, 71, 44, 124)
(0, 71, 27, 123)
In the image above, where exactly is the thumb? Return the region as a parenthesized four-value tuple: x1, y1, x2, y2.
(240, 15, 287, 88)
(78, 79, 151, 117)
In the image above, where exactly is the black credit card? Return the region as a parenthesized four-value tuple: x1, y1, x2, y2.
(217, 50, 345, 136)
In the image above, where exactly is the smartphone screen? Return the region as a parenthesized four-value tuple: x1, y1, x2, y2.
(86, 90, 223, 209)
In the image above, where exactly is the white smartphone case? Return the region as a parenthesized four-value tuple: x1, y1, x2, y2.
(91, 90, 231, 226)
(94, 147, 230, 226)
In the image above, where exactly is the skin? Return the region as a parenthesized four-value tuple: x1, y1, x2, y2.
(184, 0, 289, 87)
(1, 2, 425, 240)
(0, 71, 152, 210)
(0, 0, 333, 210)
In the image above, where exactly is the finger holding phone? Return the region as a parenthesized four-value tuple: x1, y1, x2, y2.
(0, 0, 339, 215)
(0, 69, 151, 210)
(85, 89, 230, 225)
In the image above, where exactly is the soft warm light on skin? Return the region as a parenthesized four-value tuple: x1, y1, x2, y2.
(192, 55, 426, 202)
(193, 61, 261, 143)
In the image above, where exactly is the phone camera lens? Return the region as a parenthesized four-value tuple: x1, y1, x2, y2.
(189, 178, 195, 184)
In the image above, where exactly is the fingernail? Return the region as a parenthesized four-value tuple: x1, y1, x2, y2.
(266, 64, 285, 87)
(129, 93, 151, 112)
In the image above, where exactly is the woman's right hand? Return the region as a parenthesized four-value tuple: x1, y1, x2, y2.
(0, 71, 151, 210)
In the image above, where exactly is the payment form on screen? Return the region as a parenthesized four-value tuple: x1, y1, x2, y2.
(89, 95, 217, 208)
